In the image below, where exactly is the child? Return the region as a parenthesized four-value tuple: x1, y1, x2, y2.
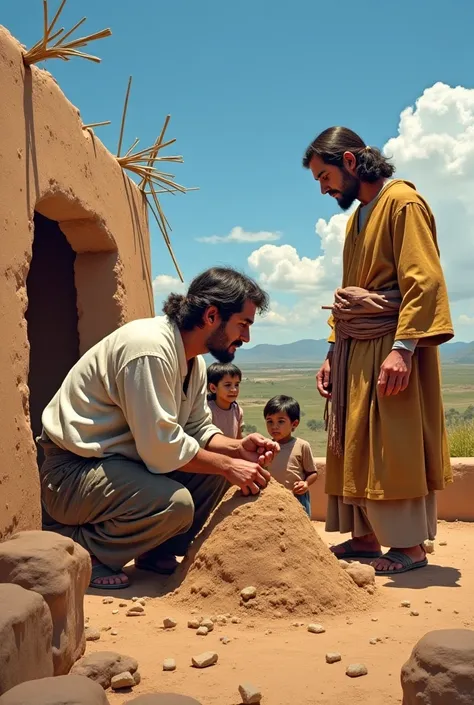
(207, 362, 244, 439)
(263, 395, 318, 517)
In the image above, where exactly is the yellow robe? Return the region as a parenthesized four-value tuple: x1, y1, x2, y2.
(326, 180, 454, 501)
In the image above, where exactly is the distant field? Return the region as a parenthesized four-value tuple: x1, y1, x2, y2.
(237, 362, 474, 457)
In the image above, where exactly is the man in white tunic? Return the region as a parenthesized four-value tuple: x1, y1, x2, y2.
(39, 267, 277, 589)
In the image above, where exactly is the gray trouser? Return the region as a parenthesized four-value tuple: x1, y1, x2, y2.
(39, 438, 229, 571)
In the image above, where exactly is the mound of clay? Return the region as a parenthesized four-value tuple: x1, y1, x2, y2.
(169, 480, 370, 617)
(401, 629, 474, 704)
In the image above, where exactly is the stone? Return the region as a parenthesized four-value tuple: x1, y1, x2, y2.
(111, 671, 136, 690)
(196, 626, 209, 636)
(125, 696, 202, 705)
(128, 604, 145, 614)
(133, 672, 141, 686)
(326, 652, 342, 664)
(201, 618, 214, 631)
(111, 630, 118, 636)
(369, 638, 377, 645)
(0, 530, 90, 675)
(345, 562, 376, 588)
(163, 617, 177, 629)
(424, 540, 435, 554)
(401, 600, 411, 608)
(220, 636, 231, 645)
(102, 598, 114, 605)
(70, 651, 139, 689)
(119, 602, 127, 608)
(231, 616, 241, 624)
(346, 664, 368, 678)
(188, 619, 201, 629)
(138, 599, 146, 606)
(0, 675, 110, 705)
(339, 560, 350, 569)
(410, 610, 420, 617)
(401, 629, 474, 704)
(308, 623, 325, 634)
(85, 627, 101, 642)
(112, 609, 119, 615)
(439, 540, 448, 546)
(163, 658, 176, 672)
(132, 597, 139, 602)
(238, 682, 262, 704)
(241, 586, 257, 601)
(191, 651, 218, 668)
(0, 584, 53, 695)
(371, 618, 378, 622)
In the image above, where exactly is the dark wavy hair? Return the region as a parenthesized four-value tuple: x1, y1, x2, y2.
(302, 126, 395, 183)
(163, 266, 269, 331)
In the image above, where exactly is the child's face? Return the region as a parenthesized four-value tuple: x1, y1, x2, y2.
(265, 412, 298, 441)
(211, 374, 241, 405)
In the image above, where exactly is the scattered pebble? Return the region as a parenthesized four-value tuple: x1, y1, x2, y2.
(454, 610, 460, 615)
(371, 618, 378, 622)
(102, 597, 113, 605)
(326, 652, 342, 664)
(367, 586, 375, 595)
(191, 651, 218, 669)
(307, 623, 325, 634)
(119, 602, 127, 608)
(101, 626, 111, 632)
(369, 638, 377, 645)
(163, 658, 176, 672)
(231, 616, 241, 624)
(238, 682, 262, 704)
(292, 622, 300, 627)
(401, 601, 411, 608)
(437, 608, 442, 612)
(112, 609, 119, 615)
(439, 540, 448, 546)
(126, 605, 145, 617)
(201, 619, 214, 632)
(425, 600, 432, 605)
(241, 586, 257, 602)
(220, 636, 231, 645)
(424, 540, 435, 554)
(346, 562, 376, 588)
(188, 619, 201, 629)
(111, 671, 135, 690)
(132, 597, 139, 602)
(410, 610, 420, 617)
(163, 617, 177, 629)
(138, 598, 146, 606)
(197, 626, 209, 636)
(84, 627, 101, 642)
(346, 664, 368, 678)
(111, 629, 118, 636)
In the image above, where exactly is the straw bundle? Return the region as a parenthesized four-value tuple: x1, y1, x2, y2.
(23, 0, 111, 66)
(116, 77, 196, 281)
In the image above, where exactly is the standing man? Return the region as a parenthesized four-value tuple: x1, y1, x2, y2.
(302, 127, 454, 575)
(39, 267, 278, 589)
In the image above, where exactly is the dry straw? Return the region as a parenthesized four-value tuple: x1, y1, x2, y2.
(116, 77, 197, 282)
(23, 0, 111, 66)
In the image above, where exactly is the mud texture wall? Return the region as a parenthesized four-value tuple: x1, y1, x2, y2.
(0, 26, 154, 539)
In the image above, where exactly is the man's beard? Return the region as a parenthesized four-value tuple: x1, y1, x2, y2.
(206, 322, 242, 363)
(331, 169, 360, 211)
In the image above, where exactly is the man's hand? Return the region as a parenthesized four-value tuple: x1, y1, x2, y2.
(377, 349, 413, 397)
(316, 353, 332, 399)
(239, 433, 280, 468)
(293, 480, 308, 496)
(223, 458, 271, 496)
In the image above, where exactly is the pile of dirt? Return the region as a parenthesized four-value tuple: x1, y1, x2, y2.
(169, 480, 372, 618)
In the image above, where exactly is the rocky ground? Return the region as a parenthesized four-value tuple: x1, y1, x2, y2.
(82, 520, 471, 705)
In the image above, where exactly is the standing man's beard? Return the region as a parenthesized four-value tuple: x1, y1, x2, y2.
(206, 322, 242, 363)
(330, 169, 360, 211)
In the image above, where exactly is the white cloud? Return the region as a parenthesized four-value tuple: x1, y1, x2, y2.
(152, 274, 186, 294)
(248, 82, 474, 340)
(197, 226, 281, 244)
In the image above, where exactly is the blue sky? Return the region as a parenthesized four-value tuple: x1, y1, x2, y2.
(4, 1, 474, 344)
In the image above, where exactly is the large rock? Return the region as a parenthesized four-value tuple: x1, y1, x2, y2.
(0, 583, 53, 695)
(0, 675, 110, 705)
(126, 697, 202, 705)
(71, 651, 139, 689)
(401, 629, 474, 704)
(0, 531, 91, 675)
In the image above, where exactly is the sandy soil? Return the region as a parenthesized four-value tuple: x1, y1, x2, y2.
(84, 520, 470, 705)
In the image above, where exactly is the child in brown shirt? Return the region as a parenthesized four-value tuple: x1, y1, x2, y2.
(207, 362, 244, 439)
(264, 395, 318, 517)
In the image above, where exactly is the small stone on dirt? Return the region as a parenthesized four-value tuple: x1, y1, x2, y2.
(326, 652, 342, 664)
(308, 623, 325, 634)
(425, 600, 432, 604)
(138, 598, 146, 606)
(84, 626, 101, 641)
(410, 610, 420, 617)
(112, 609, 119, 615)
(241, 586, 257, 601)
(132, 597, 139, 602)
(369, 638, 377, 645)
(439, 540, 448, 546)
(191, 651, 218, 668)
(220, 636, 231, 644)
(197, 626, 209, 636)
(201, 618, 214, 631)
(346, 663, 368, 678)
(111, 671, 136, 689)
(188, 619, 201, 629)
(424, 540, 435, 554)
(346, 562, 376, 588)
(163, 617, 177, 629)
(102, 597, 113, 604)
(126, 608, 144, 617)
(401, 600, 411, 608)
(163, 658, 176, 672)
(339, 560, 350, 569)
(238, 682, 262, 704)
(371, 618, 378, 622)
(231, 616, 241, 624)
(111, 629, 118, 636)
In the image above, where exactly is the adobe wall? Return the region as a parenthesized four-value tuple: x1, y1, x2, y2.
(310, 458, 474, 523)
(0, 26, 154, 539)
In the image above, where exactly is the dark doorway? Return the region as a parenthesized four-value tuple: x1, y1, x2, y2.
(25, 212, 80, 466)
